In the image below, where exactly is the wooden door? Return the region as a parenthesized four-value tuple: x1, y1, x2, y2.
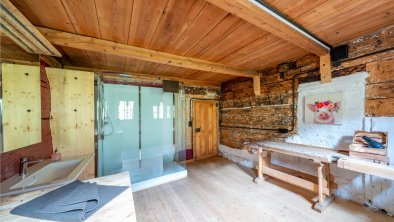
(193, 100, 218, 160)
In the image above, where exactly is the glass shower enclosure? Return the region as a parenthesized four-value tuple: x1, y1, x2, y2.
(96, 79, 186, 186)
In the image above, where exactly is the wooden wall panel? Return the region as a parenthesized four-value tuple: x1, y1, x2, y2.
(365, 98, 394, 117)
(365, 58, 394, 117)
(366, 82, 394, 99)
(0, 60, 53, 182)
(366, 59, 394, 84)
(46, 68, 95, 158)
(2, 63, 41, 151)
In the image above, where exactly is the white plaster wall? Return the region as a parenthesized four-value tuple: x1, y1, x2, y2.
(219, 72, 394, 215)
(286, 72, 368, 149)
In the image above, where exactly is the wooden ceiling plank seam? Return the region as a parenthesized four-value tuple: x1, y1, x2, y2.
(1, 0, 61, 56)
(228, 38, 299, 66)
(307, 1, 394, 44)
(321, 18, 394, 46)
(60, 0, 101, 37)
(148, 0, 207, 51)
(61, 0, 106, 67)
(93, 0, 108, 69)
(148, 3, 230, 79)
(164, 1, 208, 51)
(184, 14, 247, 58)
(134, 0, 176, 73)
(93, 0, 108, 68)
(182, 12, 232, 57)
(215, 33, 278, 65)
(183, 29, 273, 79)
(146, 1, 210, 75)
(149, 14, 246, 80)
(137, 0, 207, 75)
(218, 34, 281, 64)
(300, 0, 372, 30)
(59, 0, 93, 67)
(38, 27, 258, 77)
(195, 22, 269, 62)
(133, 0, 170, 73)
(264, 0, 329, 22)
(10, 0, 76, 32)
(122, 0, 135, 72)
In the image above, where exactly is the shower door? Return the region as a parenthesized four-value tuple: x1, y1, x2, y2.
(100, 84, 139, 177)
(98, 83, 176, 183)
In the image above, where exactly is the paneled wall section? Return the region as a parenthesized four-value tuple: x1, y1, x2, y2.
(0, 60, 53, 182)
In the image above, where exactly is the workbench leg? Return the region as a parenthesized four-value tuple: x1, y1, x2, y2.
(254, 148, 264, 184)
(314, 162, 334, 213)
(263, 151, 271, 168)
(254, 149, 272, 184)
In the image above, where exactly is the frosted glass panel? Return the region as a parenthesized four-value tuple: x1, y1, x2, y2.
(101, 84, 139, 176)
(136, 87, 174, 181)
(98, 83, 185, 183)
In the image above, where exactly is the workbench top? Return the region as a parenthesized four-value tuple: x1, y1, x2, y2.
(0, 172, 136, 222)
(246, 141, 347, 163)
(247, 141, 394, 180)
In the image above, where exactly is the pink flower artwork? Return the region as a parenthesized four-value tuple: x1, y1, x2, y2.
(304, 93, 344, 125)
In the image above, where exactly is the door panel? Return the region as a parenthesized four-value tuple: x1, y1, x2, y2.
(193, 100, 218, 160)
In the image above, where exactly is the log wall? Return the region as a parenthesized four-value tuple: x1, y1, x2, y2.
(220, 25, 394, 149)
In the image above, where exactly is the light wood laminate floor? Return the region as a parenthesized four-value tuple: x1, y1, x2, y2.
(133, 157, 393, 222)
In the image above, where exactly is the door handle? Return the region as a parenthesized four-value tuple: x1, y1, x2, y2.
(195, 128, 201, 132)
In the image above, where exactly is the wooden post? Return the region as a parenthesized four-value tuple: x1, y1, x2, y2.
(320, 54, 332, 83)
(253, 76, 261, 96)
(254, 148, 264, 184)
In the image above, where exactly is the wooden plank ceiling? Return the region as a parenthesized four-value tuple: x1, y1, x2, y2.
(4, 0, 394, 84)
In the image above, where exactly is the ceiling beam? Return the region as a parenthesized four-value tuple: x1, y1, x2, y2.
(37, 27, 258, 78)
(0, 0, 61, 57)
(0, 58, 220, 87)
(205, 0, 330, 56)
(63, 66, 221, 88)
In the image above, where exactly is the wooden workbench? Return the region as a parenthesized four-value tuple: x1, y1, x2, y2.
(246, 141, 343, 213)
(246, 141, 394, 213)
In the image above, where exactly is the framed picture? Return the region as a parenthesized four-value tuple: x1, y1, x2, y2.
(304, 92, 343, 125)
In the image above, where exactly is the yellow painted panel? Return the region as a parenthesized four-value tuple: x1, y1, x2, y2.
(46, 68, 94, 158)
(2, 63, 41, 152)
